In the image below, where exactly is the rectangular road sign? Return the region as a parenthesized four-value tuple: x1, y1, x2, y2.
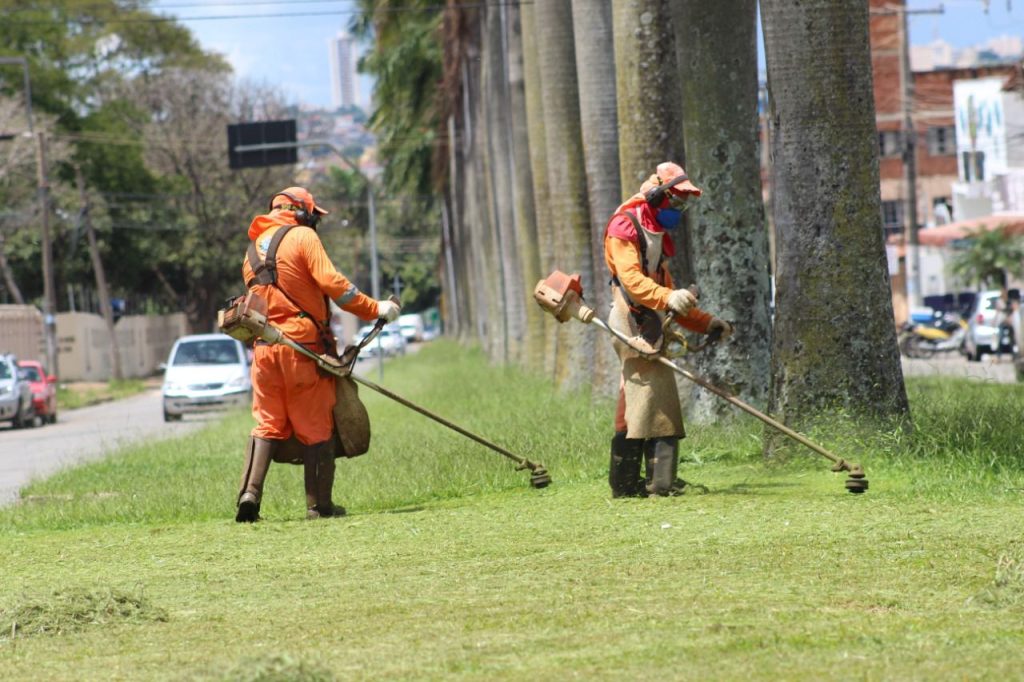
(227, 120, 297, 169)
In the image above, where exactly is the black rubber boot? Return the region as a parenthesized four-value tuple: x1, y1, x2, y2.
(609, 432, 646, 498)
(304, 441, 346, 519)
(236, 436, 277, 522)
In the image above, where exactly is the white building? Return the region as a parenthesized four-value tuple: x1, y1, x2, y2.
(329, 31, 358, 110)
(951, 72, 1024, 220)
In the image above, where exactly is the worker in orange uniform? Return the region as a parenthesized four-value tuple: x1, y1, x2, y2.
(235, 187, 400, 522)
(604, 162, 733, 497)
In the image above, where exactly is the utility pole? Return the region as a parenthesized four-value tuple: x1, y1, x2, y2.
(366, 181, 384, 382)
(877, 3, 943, 309)
(35, 130, 58, 377)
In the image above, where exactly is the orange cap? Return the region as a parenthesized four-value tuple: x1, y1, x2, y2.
(640, 162, 702, 198)
(269, 186, 329, 215)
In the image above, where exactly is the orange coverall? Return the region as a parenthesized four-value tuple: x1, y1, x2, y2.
(242, 211, 380, 445)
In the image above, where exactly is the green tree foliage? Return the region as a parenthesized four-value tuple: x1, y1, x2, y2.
(351, 0, 442, 198)
(0, 1, 224, 127)
(0, 0, 231, 319)
(951, 225, 1024, 291)
(349, 0, 444, 313)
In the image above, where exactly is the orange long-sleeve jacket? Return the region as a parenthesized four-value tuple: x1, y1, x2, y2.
(604, 205, 712, 334)
(242, 211, 380, 345)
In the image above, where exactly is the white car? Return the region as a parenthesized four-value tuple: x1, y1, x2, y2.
(161, 334, 251, 421)
(398, 313, 425, 343)
(356, 324, 406, 358)
(963, 290, 1004, 362)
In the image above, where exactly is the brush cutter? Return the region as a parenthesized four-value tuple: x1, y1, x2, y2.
(533, 271, 868, 494)
(218, 291, 551, 489)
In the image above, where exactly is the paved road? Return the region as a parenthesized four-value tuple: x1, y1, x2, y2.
(0, 389, 210, 506)
(901, 354, 1017, 383)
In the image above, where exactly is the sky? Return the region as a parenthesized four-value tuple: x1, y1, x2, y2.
(157, 0, 1024, 112)
(157, 0, 374, 110)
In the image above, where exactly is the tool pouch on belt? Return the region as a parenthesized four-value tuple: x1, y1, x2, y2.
(272, 375, 371, 464)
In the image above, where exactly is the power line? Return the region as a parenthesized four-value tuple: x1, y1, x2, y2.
(2, 1, 532, 25)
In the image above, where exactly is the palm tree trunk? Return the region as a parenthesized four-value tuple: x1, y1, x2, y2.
(612, 0, 691, 287)
(673, 0, 772, 421)
(467, 59, 494, 352)
(506, 3, 546, 374)
(521, 3, 558, 379)
(535, 0, 595, 391)
(571, 0, 622, 397)
(482, 3, 525, 365)
(761, 0, 909, 442)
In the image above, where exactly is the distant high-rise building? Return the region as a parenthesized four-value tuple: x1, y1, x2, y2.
(329, 31, 357, 110)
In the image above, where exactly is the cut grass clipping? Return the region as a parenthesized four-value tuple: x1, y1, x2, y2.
(2, 587, 167, 639)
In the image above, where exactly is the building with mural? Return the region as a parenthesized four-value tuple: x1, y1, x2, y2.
(952, 73, 1024, 219)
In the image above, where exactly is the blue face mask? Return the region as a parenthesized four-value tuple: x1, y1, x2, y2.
(656, 207, 682, 230)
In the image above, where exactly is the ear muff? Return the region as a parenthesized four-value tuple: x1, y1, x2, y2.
(644, 174, 691, 208)
(269, 190, 312, 226)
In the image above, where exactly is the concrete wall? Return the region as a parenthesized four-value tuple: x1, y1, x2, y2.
(56, 312, 188, 381)
(0, 305, 45, 365)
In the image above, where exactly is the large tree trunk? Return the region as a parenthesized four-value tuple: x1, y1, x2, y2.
(612, 0, 692, 286)
(76, 166, 124, 381)
(505, 3, 546, 374)
(673, 0, 772, 421)
(0, 231, 26, 304)
(482, 4, 526, 365)
(461, 47, 493, 350)
(761, 0, 909, 442)
(571, 0, 622, 397)
(535, 0, 594, 390)
(521, 4, 558, 380)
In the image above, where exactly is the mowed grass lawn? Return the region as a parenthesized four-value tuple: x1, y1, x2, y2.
(1, 342, 1023, 681)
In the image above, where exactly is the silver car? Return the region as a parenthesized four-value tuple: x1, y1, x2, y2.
(161, 334, 251, 421)
(963, 290, 1005, 362)
(0, 353, 35, 429)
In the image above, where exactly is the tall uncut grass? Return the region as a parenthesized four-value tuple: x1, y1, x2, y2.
(5, 341, 1022, 533)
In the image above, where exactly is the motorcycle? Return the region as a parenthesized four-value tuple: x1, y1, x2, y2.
(898, 311, 968, 359)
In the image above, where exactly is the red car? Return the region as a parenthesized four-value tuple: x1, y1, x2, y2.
(17, 360, 57, 424)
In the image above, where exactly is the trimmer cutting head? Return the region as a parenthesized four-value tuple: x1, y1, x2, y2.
(529, 466, 552, 489)
(844, 471, 869, 494)
(832, 460, 869, 494)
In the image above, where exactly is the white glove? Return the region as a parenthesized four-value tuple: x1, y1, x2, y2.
(377, 299, 401, 322)
(667, 288, 697, 315)
(707, 317, 734, 340)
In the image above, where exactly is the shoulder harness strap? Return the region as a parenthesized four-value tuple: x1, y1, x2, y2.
(608, 211, 668, 329)
(246, 224, 295, 287)
(246, 224, 336, 355)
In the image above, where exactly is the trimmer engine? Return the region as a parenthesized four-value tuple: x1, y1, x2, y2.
(533, 271, 595, 323)
(217, 291, 282, 345)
